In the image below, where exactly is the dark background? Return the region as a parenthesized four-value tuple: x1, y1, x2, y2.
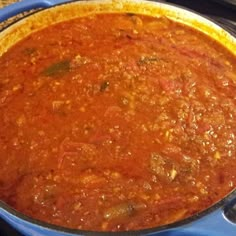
(166, 0, 236, 20)
(0, 0, 235, 235)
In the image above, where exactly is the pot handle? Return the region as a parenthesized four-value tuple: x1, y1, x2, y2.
(146, 192, 236, 236)
(178, 192, 236, 236)
(0, 0, 70, 23)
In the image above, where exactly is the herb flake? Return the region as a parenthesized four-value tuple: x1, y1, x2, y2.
(138, 56, 160, 65)
(100, 81, 110, 92)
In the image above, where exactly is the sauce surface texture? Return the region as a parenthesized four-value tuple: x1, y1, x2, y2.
(0, 14, 236, 231)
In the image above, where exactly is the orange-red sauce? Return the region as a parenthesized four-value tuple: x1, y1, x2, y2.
(0, 14, 236, 231)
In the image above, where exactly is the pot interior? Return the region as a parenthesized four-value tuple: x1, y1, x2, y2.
(0, 0, 235, 57)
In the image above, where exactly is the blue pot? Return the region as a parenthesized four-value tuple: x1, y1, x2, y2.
(0, 1, 236, 235)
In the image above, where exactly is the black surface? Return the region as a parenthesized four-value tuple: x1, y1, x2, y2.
(212, 0, 236, 8)
(0, 1, 235, 236)
(0, 218, 23, 236)
(166, 0, 236, 20)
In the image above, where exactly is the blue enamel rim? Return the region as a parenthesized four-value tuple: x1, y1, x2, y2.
(0, 0, 236, 235)
(1, 190, 235, 235)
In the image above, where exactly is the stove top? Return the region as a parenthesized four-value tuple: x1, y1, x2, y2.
(0, 0, 235, 235)
(166, 0, 236, 21)
(211, 0, 236, 8)
(0, 218, 23, 236)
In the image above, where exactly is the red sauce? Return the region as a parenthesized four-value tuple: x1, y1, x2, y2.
(0, 13, 236, 231)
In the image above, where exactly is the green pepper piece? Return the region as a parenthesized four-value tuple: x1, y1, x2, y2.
(41, 60, 70, 77)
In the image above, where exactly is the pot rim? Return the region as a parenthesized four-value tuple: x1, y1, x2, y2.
(1, 189, 236, 235)
(0, 0, 235, 55)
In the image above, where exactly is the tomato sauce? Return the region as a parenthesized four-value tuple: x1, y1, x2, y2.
(0, 14, 236, 231)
